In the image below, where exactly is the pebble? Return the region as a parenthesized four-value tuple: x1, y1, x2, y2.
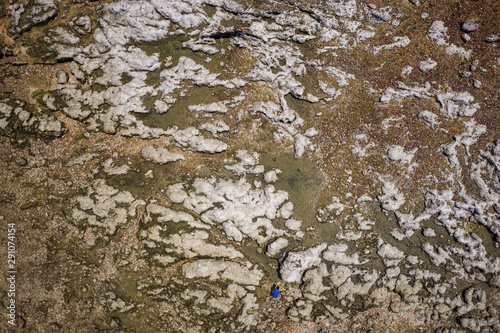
(419, 58, 437, 73)
(459, 70, 471, 78)
(470, 59, 479, 71)
(461, 20, 480, 33)
(410, 0, 422, 7)
(485, 34, 500, 42)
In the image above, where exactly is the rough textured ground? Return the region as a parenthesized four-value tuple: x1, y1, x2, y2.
(0, 0, 499, 332)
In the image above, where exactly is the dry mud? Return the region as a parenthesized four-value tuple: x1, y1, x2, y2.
(0, 0, 500, 332)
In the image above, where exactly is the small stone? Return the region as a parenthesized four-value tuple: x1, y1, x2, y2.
(461, 34, 471, 42)
(264, 170, 280, 183)
(285, 219, 302, 231)
(70, 62, 86, 82)
(222, 221, 243, 242)
(266, 237, 289, 257)
(419, 58, 437, 73)
(485, 34, 500, 42)
(461, 20, 480, 33)
(141, 145, 184, 164)
(473, 79, 482, 89)
(145, 170, 153, 178)
(459, 70, 471, 78)
(470, 59, 479, 71)
(423, 228, 436, 237)
(56, 70, 68, 84)
(110, 317, 120, 327)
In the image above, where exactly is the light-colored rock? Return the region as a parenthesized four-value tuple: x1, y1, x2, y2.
(222, 221, 244, 242)
(373, 36, 410, 54)
(266, 237, 289, 257)
(188, 101, 228, 113)
(461, 20, 480, 33)
(418, 110, 440, 126)
(71, 179, 144, 235)
(377, 177, 405, 211)
(225, 150, 264, 175)
(324, 244, 367, 265)
(264, 169, 281, 183)
(419, 58, 437, 73)
(0, 99, 67, 138)
(280, 243, 327, 283)
(437, 91, 479, 118)
(285, 219, 302, 231)
(378, 243, 405, 260)
(387, 145, 417, 164)
(176, 177, 290, 245)
(172, 127, 228, 153)
(143, 228, 242, 259)
(141, 145, 184, 164)
(102, 158, 130, 175)
(182, 259, 264, 285)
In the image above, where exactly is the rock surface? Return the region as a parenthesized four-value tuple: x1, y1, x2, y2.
(1, 0, 500, 332)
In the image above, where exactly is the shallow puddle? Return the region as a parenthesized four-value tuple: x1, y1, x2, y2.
(261, 153, 324, 229)
(137, 85, 226, 130)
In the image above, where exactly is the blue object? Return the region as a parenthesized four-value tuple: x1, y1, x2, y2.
(271, 288, 280, 298)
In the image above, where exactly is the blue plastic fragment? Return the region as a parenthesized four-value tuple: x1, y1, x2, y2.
(271, 288, 280, 298)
